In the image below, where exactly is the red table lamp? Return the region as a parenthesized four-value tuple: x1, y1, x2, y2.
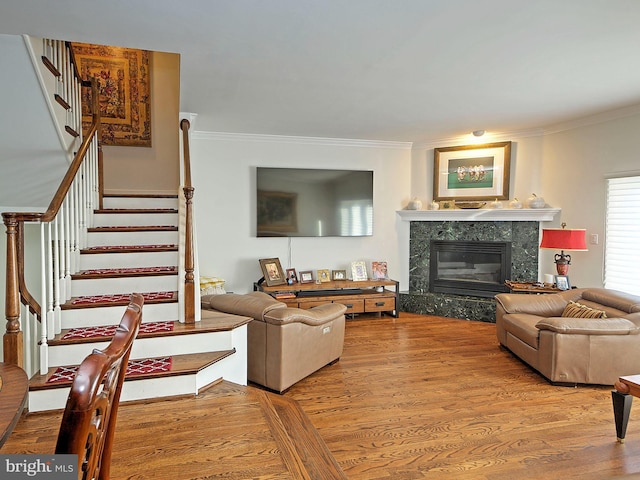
(540, 223, 588, 275)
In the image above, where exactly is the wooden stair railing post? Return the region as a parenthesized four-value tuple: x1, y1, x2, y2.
(181, 119, 195, 324)
(3, 213, 24, 367)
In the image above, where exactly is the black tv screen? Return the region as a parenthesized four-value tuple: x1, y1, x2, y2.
(256, 167, 373, 237)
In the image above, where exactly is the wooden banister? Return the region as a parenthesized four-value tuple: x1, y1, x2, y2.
(3, 73, 101, 366)
(180, 119, 195, 324)
(42, 78, 100, 223)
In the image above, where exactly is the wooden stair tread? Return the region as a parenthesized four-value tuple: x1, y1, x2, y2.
(49, 313, 251, 346)
(80, 244, 178, 254)
(102, 193, 178, 199)
(61, 291, 178, 309)
(29, 350, 236, 391)
(71, 266, 178, 280)
(94, 208, 178, 214)
(88, 225, 178, 232)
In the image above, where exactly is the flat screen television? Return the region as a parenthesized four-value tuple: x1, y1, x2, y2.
(256, 167, 373, 237)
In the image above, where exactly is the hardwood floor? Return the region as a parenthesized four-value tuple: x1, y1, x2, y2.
(3, 312, 640, 479)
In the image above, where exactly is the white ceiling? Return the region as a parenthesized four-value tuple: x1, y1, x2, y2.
(2, 0, 640, 144)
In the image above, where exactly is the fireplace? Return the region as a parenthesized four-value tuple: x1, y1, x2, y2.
(400, 219, 540, 322)
(429, 240, 511, 298)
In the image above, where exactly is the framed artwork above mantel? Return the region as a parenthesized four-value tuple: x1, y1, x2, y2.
(433, 141, 511, 201)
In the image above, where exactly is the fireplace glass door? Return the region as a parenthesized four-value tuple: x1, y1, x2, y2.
(430, 240, 511, 297)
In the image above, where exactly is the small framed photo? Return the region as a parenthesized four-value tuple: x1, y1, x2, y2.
(371, 261, 388, 279)
(332, 269, 347, 281)
(317, 269, 331, 283)
(259, 258, 286, 287)
(299, 270, 314, 283)
(555, 275, 571, 291)
(285, 268, 298, 284)
(351, 260, 368, 281)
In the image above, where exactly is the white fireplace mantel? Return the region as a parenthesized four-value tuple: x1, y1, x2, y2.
(396, 208, 561, 222)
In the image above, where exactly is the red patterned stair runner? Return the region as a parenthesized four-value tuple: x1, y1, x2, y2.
(70, 291, 175, 305)
(76, 266, 177, 276)
(61, 321, 174, 340)
(47, 356, 173, 384)
(83, 244, 177, 251)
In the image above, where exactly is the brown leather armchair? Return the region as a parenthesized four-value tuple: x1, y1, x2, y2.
(495, 288, 640, 385)
(203, 292, 346, 393)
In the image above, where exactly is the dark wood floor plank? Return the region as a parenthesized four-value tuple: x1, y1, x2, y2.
(3, 313, 640, 479)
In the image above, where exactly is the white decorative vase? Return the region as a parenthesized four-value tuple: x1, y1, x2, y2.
(508, 198, 523, 209)
(526, 193, 546, 209)
(408, 197, 423, 210)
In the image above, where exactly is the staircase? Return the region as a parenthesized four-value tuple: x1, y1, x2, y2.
(26, 194, 249, 412)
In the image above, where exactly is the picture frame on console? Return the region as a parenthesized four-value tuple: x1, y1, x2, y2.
(433, 141, 511, 201)
(285, 268, 298, 284)
(299, 270, 314, 283)
(555, 275, 571, 291)
(332, 269, 347, 281)
(351, 261, 368, 281)
(317, 269, 331, 283)
(372, 261, 388, 279)
(259, 258, 286, 287)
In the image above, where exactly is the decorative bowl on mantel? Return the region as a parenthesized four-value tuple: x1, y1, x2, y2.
(455, 201, 486, 209)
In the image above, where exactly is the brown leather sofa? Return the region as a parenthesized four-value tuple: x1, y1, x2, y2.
(202, 291, 346, 393)
(495, 288, 640, 385)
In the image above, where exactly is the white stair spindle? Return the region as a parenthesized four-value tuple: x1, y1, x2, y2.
(40, 223, 49, 373)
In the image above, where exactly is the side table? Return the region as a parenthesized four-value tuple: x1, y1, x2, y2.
(612, 375, 640, 442)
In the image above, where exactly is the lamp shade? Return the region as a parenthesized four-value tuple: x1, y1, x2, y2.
(540, 228, 588, 251)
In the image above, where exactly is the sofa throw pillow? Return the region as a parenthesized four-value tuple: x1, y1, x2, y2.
(561, 301, 607, 319)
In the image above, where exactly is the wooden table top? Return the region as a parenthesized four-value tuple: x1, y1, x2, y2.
(505, 280, 562, 294)
(0, 363, 29, 448)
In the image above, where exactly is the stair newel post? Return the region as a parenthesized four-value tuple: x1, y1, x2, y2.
(181, 118, 196, 324)
(3, 213, 24, 366)
(184, 186, 195, 324)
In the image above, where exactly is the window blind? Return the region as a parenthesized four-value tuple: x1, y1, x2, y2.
(605, 176, 640, 295)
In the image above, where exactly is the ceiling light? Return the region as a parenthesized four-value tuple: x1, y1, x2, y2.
(472, 130, 485, 137)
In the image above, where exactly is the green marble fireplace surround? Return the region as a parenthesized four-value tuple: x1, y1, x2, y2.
(400, 219, 540, 323)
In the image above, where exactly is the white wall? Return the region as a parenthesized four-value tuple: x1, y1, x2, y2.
(102, 51, 180, 195)
(407, 110, 640, 291)
(540, 109, 640, 288)
(190, 133, 412, 294)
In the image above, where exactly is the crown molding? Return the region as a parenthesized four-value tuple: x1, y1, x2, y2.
(411, 128, 544, 151)
(543, 103, 640, 135)
(191, 131, 413, 150)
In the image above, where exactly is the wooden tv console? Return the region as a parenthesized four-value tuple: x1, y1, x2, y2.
(254, 279, 399, 318)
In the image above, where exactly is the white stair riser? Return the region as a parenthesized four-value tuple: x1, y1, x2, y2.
(71, 275, 179, 297)
(102, 197, 178, 210)
(48, 330, 236, 367)
(93, 212, 178, 227)
(87, 230, 178, 247)
(28, 354, 244, 412)
(79, 251, 178, 270)
(61, 302, 179, 329)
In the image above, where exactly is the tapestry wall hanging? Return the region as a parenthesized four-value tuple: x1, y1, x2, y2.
(73, 43, 151, 147)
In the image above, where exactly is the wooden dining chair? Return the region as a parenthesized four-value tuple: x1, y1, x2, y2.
(55, 293, 144, 480)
